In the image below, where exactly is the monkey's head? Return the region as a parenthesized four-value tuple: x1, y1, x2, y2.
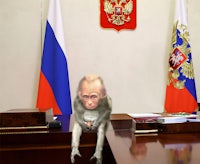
(78, 74, 106, 110)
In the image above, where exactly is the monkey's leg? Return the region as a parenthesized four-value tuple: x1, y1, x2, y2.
(90, 122, 106, 164)
(71, 122, 82, 163)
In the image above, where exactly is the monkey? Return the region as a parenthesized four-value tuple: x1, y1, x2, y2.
(71, 74, 112, 164)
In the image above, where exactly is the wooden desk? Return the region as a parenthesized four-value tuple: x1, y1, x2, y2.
(1, 114, 200, 164)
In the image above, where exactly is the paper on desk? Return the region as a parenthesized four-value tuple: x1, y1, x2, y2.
(168, 113, 198, 118)
(128, 113, 161, 118)
(157, 116, 187, 124)
(187, 118, 200, 122)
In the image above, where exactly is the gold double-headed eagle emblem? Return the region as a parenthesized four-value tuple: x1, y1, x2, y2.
(104, 0, 133, 26)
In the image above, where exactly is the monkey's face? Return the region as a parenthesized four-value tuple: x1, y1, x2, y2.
(79, 80, 102, 110)
(80, 92, 101, 110)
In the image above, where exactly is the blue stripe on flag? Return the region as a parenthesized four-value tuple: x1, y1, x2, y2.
(178, 54, 197, 100)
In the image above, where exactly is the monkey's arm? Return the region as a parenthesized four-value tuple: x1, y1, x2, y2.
(71, 122, 82, 163)
(90, 96, 112, 163)
(90, 122, 107, 163)
(71, 97, 86, 163)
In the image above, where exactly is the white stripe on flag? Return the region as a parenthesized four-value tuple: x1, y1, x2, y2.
(47, 0, 66, 55)
(175, 0, 187, 26)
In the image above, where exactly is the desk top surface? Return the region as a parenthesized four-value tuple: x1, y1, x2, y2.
(107, 128, 200, 164)
(1, 113, 200, 164)
(106, 114, 200, 164)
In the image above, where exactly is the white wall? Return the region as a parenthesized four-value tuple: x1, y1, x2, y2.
(0, 0, 42, 111)
(0, 0, 200, 114)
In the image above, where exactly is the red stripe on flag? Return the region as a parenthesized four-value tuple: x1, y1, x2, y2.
(36, 71, 61, 114)
(165, 84, 198, 113)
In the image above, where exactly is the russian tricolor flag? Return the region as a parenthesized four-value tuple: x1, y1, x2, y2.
(164, 0, 198, 113)
(36, 0, 72, 115)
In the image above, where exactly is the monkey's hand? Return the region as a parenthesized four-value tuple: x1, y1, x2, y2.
(90, 151, 102, 164)
(84, 121, 98, 131)
(71, 147, 81, 163)
(84, 121, 93, 129)
(90, 121, 99, 131)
